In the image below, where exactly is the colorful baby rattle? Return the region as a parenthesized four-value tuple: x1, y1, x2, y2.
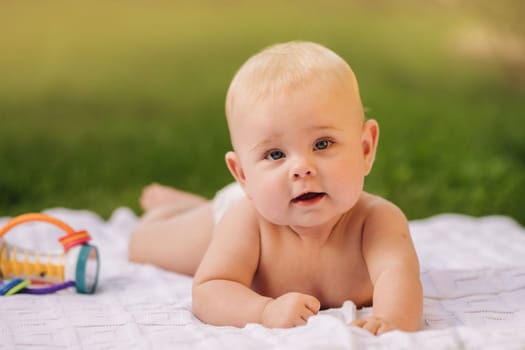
(0, 213, 99, 295)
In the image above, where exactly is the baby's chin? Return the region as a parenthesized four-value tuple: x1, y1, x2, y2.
(264, 212, 345, 231)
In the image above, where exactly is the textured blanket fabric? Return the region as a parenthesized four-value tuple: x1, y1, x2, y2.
(1, 208, 525, 349)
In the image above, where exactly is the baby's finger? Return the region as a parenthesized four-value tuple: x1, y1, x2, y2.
(300, 307, 316, 323)
(376, 322, 393, 335)
(362, 320, 381, 335)
(350, 319, 366, 327)
(294, 315, 308, 327)
(304, 295, 321, 314)
(352, 318, 381, 335)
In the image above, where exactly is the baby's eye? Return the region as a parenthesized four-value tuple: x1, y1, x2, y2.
(266, 150, 285, 160)
(314, 139, 332, 151)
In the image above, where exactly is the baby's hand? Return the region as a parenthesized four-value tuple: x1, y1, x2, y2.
(351, 316, 394, 335)
(262, 292, 320, 328)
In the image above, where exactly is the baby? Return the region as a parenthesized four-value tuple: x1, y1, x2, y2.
(129, 41, 422, 335)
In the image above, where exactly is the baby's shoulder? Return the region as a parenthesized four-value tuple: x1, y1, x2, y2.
(356, 192, 408, 228)
(360, 192, 404, 212)
(219, 196, 260, 231)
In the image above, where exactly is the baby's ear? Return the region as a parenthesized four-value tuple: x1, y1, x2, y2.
(225, 151, 247, 187)
(362, 119, 380, 175)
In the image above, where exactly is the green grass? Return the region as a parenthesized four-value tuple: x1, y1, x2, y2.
(1, 0, 524, 225)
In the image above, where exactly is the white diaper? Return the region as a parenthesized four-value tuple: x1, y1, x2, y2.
(212, 182, 245, 224)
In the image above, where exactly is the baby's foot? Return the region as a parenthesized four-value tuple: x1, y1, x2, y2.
(140, 183, 208, 212)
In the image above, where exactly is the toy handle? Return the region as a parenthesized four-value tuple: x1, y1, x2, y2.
(0, 213, 91, 251)
(0, 213, 75, 238)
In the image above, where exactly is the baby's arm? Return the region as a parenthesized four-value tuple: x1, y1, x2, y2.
(192, 198, 320, 328)
(352, 201, 422, 335)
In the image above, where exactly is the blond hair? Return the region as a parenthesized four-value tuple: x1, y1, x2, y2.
(225, 41, 363, 123)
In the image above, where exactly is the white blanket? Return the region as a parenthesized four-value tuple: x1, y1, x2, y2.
(1, 209, 525, 349)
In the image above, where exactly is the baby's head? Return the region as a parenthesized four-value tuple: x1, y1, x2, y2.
(225, 41, 365, 151)
(224, 41, 379, 227)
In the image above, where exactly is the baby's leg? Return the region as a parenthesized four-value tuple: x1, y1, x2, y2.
(140, 183, 208, 213)
(129, 185, 214, 276)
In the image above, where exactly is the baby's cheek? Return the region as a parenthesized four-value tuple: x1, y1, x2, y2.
(333, 176, 363, 202)
(254, 191, 287, 223)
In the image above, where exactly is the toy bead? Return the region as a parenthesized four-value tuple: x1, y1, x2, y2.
(59, 230, 91, 251)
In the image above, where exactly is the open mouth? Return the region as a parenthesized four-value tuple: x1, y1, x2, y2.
(291, 192, 326, 204)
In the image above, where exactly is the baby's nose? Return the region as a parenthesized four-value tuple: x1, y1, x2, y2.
(291, 159, 316, 179)
(293, 169, 313, 178)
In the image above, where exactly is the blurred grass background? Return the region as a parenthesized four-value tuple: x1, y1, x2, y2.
(1, 0, 524, 224)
